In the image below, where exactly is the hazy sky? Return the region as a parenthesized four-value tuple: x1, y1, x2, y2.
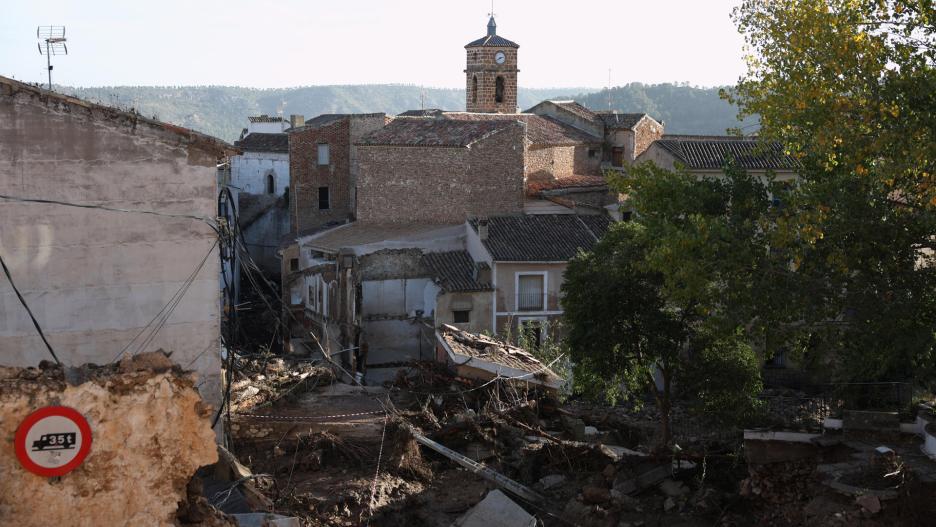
(1, 0, 747, 89)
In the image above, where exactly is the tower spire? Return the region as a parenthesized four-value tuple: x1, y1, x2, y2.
(487, 1, 497, 36)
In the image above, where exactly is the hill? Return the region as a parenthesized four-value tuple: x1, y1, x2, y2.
(58, 83, 754, 142)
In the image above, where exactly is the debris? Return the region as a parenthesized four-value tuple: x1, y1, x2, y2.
(598, 444, 648, 462)
(582, 485, 611, 504)
(663, 497, 677, 512)
(855, 494, 881, 515)
(230, 513, 301, 527)
(658, 479, 689, 498)
(538, 474, 566, 490)
(451, 489, 536, 527)
(407, 424, 546, 504)
(561, 414, 587, 441)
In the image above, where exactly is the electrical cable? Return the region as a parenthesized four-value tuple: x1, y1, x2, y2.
(0, 250, 61, 365)
(0, 194, 219, 235)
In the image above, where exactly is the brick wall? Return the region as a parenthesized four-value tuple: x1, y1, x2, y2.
(356, 123, 525, 223)
(526, 145, 575, 183)
(289, 120, 352, 233)
(465, 47, 518, 113)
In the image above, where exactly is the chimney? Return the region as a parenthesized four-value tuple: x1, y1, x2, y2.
(476, 262, 491, 285)
(289, 114, 304, 129)
(477, 218, 489, 241)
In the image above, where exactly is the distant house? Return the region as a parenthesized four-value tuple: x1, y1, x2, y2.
(526, 100, 665, 169)
(466, 214, 612, 346)
(0, 75, 234, 407)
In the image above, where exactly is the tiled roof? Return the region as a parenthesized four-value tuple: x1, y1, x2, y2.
(527, 175, 608, 195)
(471, 214, 612, 261)
(443, 113, 601, 147)
(653, 136, 799, 170)
(438, 325, 561, 386)
(234, 132, 289, 153)
(595, 111, 647, 130)
(357, 118, 518, 147)
(248, 115, 284, 123)
(398, 109, 446, 117)
(302, 222, 464, 252)
(465, 34, 519, 48)
(303, 114, 348, 128)
(421, 251, 492, 292)
(553, 101, 603, 126)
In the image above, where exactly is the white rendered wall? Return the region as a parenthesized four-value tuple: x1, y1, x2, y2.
(0, 88, 222, 407)
(230, 152, 289, 197)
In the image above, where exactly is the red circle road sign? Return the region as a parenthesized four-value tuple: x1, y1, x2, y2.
(14, 406, 92, 477)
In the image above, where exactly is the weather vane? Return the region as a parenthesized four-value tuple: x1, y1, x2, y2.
(489, 0, 495, 18)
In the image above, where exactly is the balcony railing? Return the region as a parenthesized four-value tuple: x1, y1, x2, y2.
(518, 292, 545, 311)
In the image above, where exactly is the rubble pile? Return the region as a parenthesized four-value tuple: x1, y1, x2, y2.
(230, 357, 335, 412)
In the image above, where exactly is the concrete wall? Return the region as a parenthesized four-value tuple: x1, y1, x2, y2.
(356, 124, 526, 223)
(0, 82, 223, 406)
(435, 290, 494, 334)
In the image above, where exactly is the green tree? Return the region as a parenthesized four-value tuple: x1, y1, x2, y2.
(725, 0, 936, 384)
(563, 164, 771, 446)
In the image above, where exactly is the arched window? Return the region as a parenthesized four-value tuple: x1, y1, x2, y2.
(472, 75, 478, 105)
(495, 76, 505, 103)
(266, 173, 275, 194)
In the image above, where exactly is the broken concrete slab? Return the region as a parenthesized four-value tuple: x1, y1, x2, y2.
(451, 489, 536, 527)
(538, 474, 566, 490)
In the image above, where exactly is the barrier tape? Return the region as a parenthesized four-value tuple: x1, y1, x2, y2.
(232, 410, 384, 421)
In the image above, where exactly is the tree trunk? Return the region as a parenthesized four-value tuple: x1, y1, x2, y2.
(650, 368, 673, 450)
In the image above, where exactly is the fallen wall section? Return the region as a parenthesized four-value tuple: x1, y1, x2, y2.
(0, 352, 218, 527)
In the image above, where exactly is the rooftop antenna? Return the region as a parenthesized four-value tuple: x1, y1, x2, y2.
(419, 89, 426, 110)
(37, 26, 67, 91)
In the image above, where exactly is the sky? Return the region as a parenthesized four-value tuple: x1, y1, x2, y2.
(0, 0, 747, 90)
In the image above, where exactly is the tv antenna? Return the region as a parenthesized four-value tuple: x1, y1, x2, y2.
(37, 26, 68, 91)
(607, 68, 612, 112)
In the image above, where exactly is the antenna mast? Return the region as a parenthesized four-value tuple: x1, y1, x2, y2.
(37, 26, 68, 91)
(607, 68, 612, 112)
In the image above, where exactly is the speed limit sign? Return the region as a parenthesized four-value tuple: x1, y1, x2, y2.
(14, 406, 92, 477)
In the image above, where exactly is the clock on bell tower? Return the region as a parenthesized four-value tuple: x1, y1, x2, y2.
(464, 16, 519, 113)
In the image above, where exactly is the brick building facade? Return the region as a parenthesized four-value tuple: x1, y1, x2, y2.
(287, 113, 386, 233)
(355, 118, 526, 224)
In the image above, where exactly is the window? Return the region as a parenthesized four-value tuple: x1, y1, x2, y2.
(611, 147, 625, 167)
(266, 173, 275, 194)
(472, 75, 478, 104)
(453, 310, 470, 324)
(517, 273, 545, 311)
(318, 186, 330, 210)
(588, 148, 598, 159)
(317, 143, 330, 166)
(495, 76, 505, 103)
(290, 258, 299, 272)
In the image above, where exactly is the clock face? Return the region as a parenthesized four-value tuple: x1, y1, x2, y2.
(495, 51, 506, 64)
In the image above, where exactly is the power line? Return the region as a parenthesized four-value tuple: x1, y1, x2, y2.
(0, 250, 61, 365)
(0, 194, 219, 234)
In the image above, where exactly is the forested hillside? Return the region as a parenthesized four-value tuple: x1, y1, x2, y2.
(60, 82, 753, 142)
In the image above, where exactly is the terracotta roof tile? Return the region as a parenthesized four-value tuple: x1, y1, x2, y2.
(653, 136, 799, 170)
(471, 214, 611, 261)
(438, 325, 561, 384)
(234, 132, 288, 153)
(357, 118, 518, 147)
(421, 251, 492, 293)
(443, 113, 601, 147)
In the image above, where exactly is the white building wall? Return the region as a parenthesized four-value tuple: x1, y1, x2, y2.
(0, 82, 224, 407)
(230, 152, 290, 197)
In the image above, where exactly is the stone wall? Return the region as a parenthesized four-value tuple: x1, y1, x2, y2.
(526, 145, 576, 183)
(356, 123, 525, 223)
(465, 47, 518, 113)
(0, 353, 217, 526)
(0, 78, 224, 408)
(633, 118, 665, 162)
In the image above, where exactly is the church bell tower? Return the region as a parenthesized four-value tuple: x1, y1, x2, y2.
(465, 16, 519, 113)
